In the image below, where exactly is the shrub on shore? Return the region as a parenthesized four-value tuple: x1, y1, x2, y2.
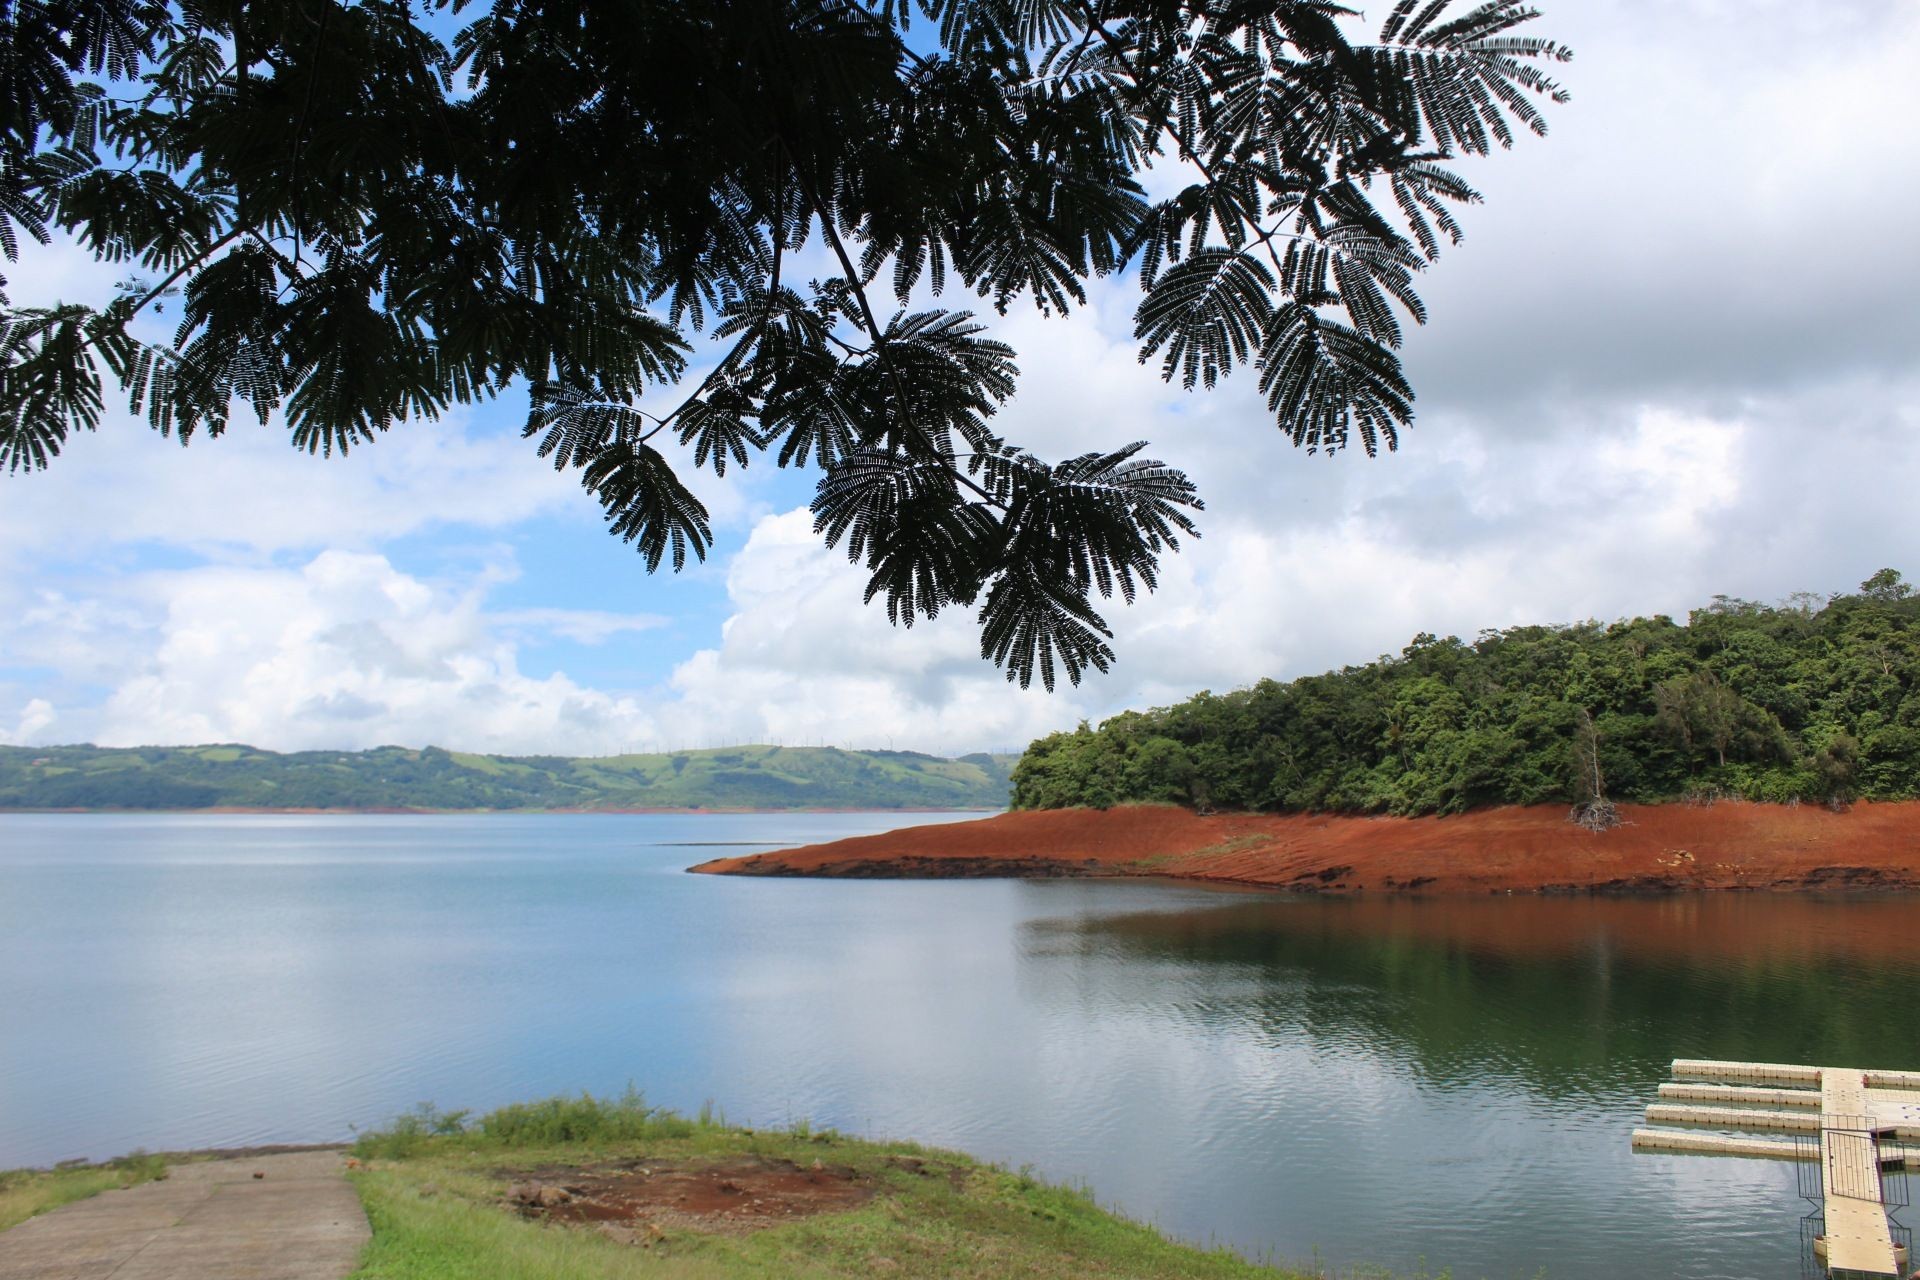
(353, 1089, 709, 1160)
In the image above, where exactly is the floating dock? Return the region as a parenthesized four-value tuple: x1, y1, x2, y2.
(1634, 1059, 1917, 1279)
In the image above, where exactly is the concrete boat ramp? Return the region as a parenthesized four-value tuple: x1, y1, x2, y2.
(1634, 1058, 1920, 1279)
(0, 1150, 366, 1280)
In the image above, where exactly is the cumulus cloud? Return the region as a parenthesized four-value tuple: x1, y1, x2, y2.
(0, 699, 56, 746)
(0, 408, 577, 564)
(662, 510, 1070, 752)
(1399, 0, 1920, 416)
(1, 552, 663, 754)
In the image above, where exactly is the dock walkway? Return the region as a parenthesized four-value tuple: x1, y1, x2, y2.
(1633, 1059, 1917, 1280)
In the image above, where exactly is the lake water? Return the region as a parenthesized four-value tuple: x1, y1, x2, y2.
(2, 813, 1915, 1279)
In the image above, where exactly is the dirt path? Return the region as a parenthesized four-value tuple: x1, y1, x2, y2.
(0, 1151, 367, 1280)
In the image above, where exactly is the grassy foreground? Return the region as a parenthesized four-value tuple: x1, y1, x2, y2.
(345, 1092, 1310, 1280)
(0, 1152, 168, 1232)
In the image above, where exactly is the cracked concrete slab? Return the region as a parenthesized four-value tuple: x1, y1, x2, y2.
(0, 1150, 367, 1280)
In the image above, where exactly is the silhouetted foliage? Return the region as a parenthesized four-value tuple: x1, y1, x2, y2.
(1012, 572, 1920, 814)
(1, 0, 1568, 687)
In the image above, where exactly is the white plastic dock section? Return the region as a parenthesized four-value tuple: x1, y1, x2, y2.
(1645, 1103, 1822, 1134)
(1658, 1082, 1824, 1109)
(1671, 1058, 1825, 1087)
(1822, 1069, 1903, 1278)
(1634, 1058, 1916, 1279)
(1629, 1128, 1811, 1160)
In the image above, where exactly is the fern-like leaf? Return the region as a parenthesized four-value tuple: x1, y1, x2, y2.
(0, 303, 102, 471)
(1135, 248, 1277, 390)
(977, 565, 1115, 692)
(1256, 303, 1413, 456)
(581, 438, 714, 572)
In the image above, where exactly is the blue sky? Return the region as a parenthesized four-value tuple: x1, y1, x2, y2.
(3, 0, 1918, 757)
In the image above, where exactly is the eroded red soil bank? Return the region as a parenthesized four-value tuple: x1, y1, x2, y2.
(688, 802, 1920, 893)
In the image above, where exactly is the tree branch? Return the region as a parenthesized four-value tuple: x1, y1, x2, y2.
(123, 223, 246, 319)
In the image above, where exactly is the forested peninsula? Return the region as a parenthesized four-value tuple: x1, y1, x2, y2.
(0, 744, 1015, 813)
(1012, 572, 1920, 816)
(698, 574, 1920, 893)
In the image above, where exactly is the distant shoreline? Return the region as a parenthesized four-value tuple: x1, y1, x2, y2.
(690, 801, 1920, 894)
(0, 805, 1001, 816)
(0, 743, 1016, 813)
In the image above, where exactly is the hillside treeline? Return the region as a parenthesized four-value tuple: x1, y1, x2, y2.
(0, 743, 1014, 811)
(1011, 572, 1920, 815)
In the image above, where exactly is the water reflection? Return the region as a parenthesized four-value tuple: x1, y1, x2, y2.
(1019, 893, 1920, 1279)
(5, 816, 1915, 1280)
(1033, 894, 1920, 1090)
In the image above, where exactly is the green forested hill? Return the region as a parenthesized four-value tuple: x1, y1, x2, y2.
(1012, 571, 1920, 816)
(0, 743, 1015, 812)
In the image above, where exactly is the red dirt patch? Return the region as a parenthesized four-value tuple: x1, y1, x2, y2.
(503, 1155, 876, 1236)
(687, 802, 1920, 896)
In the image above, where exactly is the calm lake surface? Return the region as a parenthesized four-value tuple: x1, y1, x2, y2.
(3, 813, 1916, 1279)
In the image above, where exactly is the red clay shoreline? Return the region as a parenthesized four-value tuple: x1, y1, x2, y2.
(686, 801, 1920, 894)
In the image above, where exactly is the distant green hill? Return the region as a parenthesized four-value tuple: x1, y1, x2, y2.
(0, 743, 1015, 812)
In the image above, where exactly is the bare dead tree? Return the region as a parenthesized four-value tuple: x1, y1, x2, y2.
(1569, 706, 1620, 832)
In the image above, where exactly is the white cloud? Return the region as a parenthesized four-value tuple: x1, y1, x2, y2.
(1401, 0, 1920, 412)
(2, 587, 158, 687)
(8, 551, 663, 754)
(663, 510, 1069, 753)
(492, 608, 669, 645)
(0, 699, 56, 746)
(0, 408, 580, 563)
(2, 233, 125, 310)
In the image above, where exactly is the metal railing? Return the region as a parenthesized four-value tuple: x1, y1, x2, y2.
(1794, 1120, 1913, 1279)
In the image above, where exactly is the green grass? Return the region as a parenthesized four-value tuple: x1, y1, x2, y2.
(0, 1153, 169, 1232)
(0, 1103, 1476, 1280)
(449, 751, 508, 775)
(346, 1093, 1310, 1280)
